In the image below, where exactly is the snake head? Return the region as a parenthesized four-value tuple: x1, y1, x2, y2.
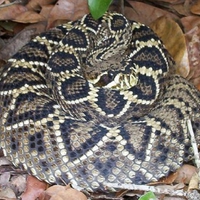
(88, 67, 138, 90)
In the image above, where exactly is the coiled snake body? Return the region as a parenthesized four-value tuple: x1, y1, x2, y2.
(0, 12, 200, 192)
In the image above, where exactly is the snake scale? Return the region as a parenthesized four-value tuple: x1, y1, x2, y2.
(0, 12, 200, 192)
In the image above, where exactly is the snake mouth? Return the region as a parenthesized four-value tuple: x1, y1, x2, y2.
(104, 72, 138, 90)
(88, 68, 138, 90)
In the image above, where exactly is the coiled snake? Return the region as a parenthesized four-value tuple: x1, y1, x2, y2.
(0, 12, 200, 192)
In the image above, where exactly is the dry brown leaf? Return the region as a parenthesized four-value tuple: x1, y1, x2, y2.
(159, 195, 185, 200)
(0, 187, 16, 199)
(11, 175, 26, 193)
(124, 1, 178, 25)
(40, 5, 54, 20)
(39, 185, 87, 200)
(149, 0, 191, 16)
(0, 27, 35, 60)
(0, 0, 6, 5)
(184, 25, 200, 88)
(21, 175, 48, 200)
(26, 0, 56, 11)
(14, 11, 45, 23)
(155, 182, 185, 191)
(178, 49, 190, 78)
(150, 171, 178, 185)
(149, 0, 184, 3)
(0, 23, 46, 61)
(170, 3, 191, 16)
(150, 164, 198, 186)
(150, 16, 189, 77)
(0, 171, 10, 185)
(174, 164, 198, 184)
(0, 4, 27, 20)
(181, 16, 200, 32)
(181, 15, 200, 88)
(190, 0, 200, 15)
(0, 157, 12, 166)
(47, 0, 89, 28)
(188, 173, 199, 190)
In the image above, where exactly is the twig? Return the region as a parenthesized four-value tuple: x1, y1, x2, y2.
(187, 119, 200, 188)
(104, 183, 187, 197)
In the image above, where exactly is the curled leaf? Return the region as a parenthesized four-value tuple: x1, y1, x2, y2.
(39, 185, 87, 200)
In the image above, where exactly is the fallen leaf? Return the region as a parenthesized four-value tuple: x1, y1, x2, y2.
(39, 185, 87, 200)
(0, 157, 12, 166)
(0, 187, 16, 199)
(11, 175, 27, 193)
(21, 175, 48, 200)
(184, 25, 200, 87)
(0, 0, 5, 5)
(0, 4, 27, 20)
(40, 5, 54, 20)
(150, 171, 178, 185)
(47, 0, 89, 28)
(124, 1, 178, 25)
(0, 23, 46, 61)
(14, 11, 45, 23)
(150, 0, 184, 3)
(170, 3, 191, 16)
(26, 0, 56, 11)
(190, 0, 200, 15)
(188, 173, 199, 190)
(0, 171, 10, 185)
(174, 164, 198, 184)
(158, 195, 186, 200)
(150, 16, 189, 77)
(181, 15, 200, 33)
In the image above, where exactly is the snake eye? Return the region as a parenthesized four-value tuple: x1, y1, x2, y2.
(107, 71, 114, 80)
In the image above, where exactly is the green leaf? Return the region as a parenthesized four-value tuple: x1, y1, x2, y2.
(139, 191, 157, 200)
(88, 0, 113, 20)
(0, 21, 16, 32)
